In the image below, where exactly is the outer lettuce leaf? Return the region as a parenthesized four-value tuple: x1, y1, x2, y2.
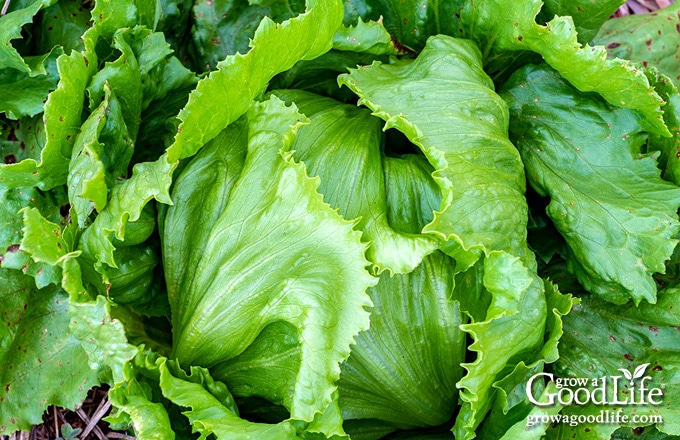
(68, 85, 131, 226)
(474, 281, 575, 440)
(0, 183, 68, 287)
(548, 288, 680, 437)
(337, 251, 465, 429)
(537, 0, 624, 44)
(502, 64, 680, 305)
(332, 17, 400, 55)
(457, 0, 669, 137)
(0, 47, 95, 189)
(339, 35, 529, 267)
(90, 0, 159, 40)
(592, 7, 680, 189)
(0, 49, 60, 119)
(109, 376, 176, 440)
(111, 350, 302, 440)
(593, 1, 680, 89)
(18, 207, 137, 383)
(190, 0, 305, 70)
(342, 0, 462, 51)
(167, 97, 375, 424)
(108, 349, 232, 440)
(35, 0, 90, 55)
(159, 358, 300, 439)
(497, 382, 563, 440)
(647, 78, 680, 187)
(0, 269, 99, 434)
(272, 89, 438, 274)
(0, 0, 56, 74)
(79, 0, 343, 278)
(173, 0, 342, 161)
(453, 255, 548, 439)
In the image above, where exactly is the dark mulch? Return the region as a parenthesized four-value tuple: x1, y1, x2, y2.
(0, 386, 134, 440)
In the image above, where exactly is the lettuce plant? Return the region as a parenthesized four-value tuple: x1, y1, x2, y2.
(1, 0, 679, 439)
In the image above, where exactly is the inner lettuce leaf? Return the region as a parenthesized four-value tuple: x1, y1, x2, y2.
(338, 34, 530, 268)
(337, 251, 465, 430)
(501, 64, 680, 305)
(271, 88, 438, 274)
(381, 155, 439, 234)
(164, 96, 375, 425)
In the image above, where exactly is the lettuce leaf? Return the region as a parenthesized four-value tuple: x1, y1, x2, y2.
(0, 269, 99, 434)
(272, 88, 438, 274)
(502, 64, 680, 304)
(0, 0, 56, 74)
(549, 287, 680, 437)
(593, 1, 680, 89)
(339, 34, 530, 267)
(79, 0, 343, 279)
(453, 255, 549, 439)
(165, 96, 375, 425)
(338, 251, 465, 429)
(456, 0, 669, 136)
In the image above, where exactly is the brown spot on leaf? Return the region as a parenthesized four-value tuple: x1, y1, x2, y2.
(6, 244, 19, 253)
(389, 36, 417, 55)
(607, 42, 621, 49)
(3, 154, 16, 164)
(624, 353, 634, 361)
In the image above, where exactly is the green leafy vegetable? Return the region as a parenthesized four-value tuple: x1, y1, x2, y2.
(2, 0, 680, 438)
(502, 64, 680, 304)
(339, 35, 530, 267)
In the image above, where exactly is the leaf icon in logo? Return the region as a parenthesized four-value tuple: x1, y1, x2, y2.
(619, 368, 633, 382)
(619, 364, 650, 386)
(633, 363, 650, 380)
